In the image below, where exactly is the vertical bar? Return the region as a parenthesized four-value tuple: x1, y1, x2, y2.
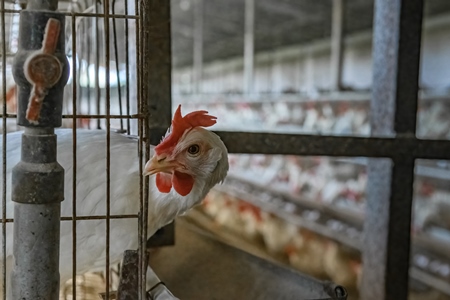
(104, 0, 112, 298)
(95, 2, 101, 129)
(71, 13, 77, 300)
(0, 0, 7, 298)
(362, 1, 424, 300)
(141, 0, 172, 298)
(244, 0, 255, 95)
(330, 0, 344, 91)
(111, 0, 124, 131)
(138, 21, 145, 300)
(193, 0, 203, 94)
(86, 18, 91, 129)
(75, 22, 82, 128)
(133, 0, 140, 137)
(143, 1, 172, 146)
(305, 51, 314, 93)
(125, 0, 131, 134)
(136, 0, 145, 297)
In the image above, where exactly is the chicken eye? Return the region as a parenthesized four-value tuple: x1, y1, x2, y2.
(187, 144, 200, 155)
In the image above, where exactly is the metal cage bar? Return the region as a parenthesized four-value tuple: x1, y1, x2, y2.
(0, 0, 7, 299)
(362, 1, 424, 300)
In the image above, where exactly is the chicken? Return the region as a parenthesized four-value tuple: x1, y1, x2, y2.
(323, 241, 361, 299)
(259, 212, 298, 256)
(0, 82, 20, 133)
(212, 195, 238, 223)
(0, 105, 229, 298)
(236, 200, 263, 242)
(201, 189, 228, 220)
(284, 228, 328, 279)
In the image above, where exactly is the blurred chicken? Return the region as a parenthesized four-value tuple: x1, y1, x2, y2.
(259, 212, 298, 256)
(0, 81, 19, 133)
(323, 241, 361, 299)
(302, 104, 319, 132)
(412, 180, 450, 235)
(333, 103, 354, 135)
(237, 200, 263, 242)
(202, 189, 228, 220)
(417, 102, 450, 139)
(214, 196, 246, 233)
(284, 228, 328, 279)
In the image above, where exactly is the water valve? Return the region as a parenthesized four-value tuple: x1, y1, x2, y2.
(23, 18, 62, 123)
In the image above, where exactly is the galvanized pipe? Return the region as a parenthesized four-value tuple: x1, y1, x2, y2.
(362, 0, 424, 300)
(27, 0, 59, 11)
(243, 0, 255, 94)
(11, 1, 68, 299)
(330, 0, 345, 91)
(193, 0, 204, 94)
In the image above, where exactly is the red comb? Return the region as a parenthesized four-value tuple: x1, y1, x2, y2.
(155, 105, 217, 155)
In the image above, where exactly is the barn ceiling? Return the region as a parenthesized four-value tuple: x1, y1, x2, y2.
(171, 0, 450, 68)
(2, 0, 450, 69)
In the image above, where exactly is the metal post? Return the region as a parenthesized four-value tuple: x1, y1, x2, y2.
(244, 0, 255, 94)
(330, 0, 344, 91)
(141, 0, 172, 299)
(362, 1, 423, 300)
(193, 0, 203, 94)
(11, 0, 69, 298)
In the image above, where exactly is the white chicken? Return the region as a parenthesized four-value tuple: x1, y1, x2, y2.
(323, 241, 361, 299)
(285, 228, 328, 279)
(0, 82, 20, 133)
(0, 105, 229, 298)
(259, 211, 298, 256)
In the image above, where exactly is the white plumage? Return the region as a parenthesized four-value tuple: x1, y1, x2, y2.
(0, 106, 229, 298)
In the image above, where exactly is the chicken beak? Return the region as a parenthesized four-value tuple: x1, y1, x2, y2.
(143, 155, 179, 176)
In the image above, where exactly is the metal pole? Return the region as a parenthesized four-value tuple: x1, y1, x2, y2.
(244, 0, 255, 94)
(27, 0, 58, 11)
(330, 0, 344, 91)
(362, 1, 423, 300)
(193, 0, 203, 94)
(141, 0, 172, 299)
(11, 0, 69, 298)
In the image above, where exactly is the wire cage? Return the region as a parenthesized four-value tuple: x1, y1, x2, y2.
(0, 0, 446, 300)
(0, 0, 347, 300)
(0, 0, 161, 299)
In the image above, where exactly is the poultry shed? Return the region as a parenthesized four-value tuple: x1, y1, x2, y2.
(171, 1, 450, 300)
(0, 0, 449, 299)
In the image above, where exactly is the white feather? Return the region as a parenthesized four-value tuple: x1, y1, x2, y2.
(0, 127, 228, 298)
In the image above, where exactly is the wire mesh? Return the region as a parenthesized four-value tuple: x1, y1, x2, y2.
(65, 0, 147, 298)
(0, 0, 147, 298)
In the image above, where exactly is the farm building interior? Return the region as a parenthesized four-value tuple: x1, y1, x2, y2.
(0, 0, 450, 299)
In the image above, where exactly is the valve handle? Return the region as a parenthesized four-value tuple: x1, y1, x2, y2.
(23, 18, 62, 123)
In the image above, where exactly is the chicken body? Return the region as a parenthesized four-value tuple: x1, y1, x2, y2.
(0, 123, 228, 297)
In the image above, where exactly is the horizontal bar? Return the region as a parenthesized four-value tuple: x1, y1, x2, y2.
(61, 114, 145, 119)
(70, 12, 139, 20)
(215, 131, 450, 159)
(61, 214, 138, 220)
(0, 214, 138, 223)
(2, 123, 450, 160)
(0, 114, 145, 119)
(3, 125, 450, 160)
(0, 9, 139, 19)
(172, 89, 450, 104)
